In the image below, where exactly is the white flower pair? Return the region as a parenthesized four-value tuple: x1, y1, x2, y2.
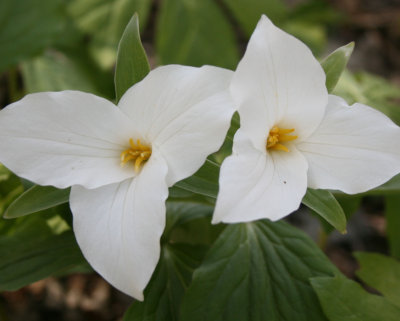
(0, 15, 399, 300)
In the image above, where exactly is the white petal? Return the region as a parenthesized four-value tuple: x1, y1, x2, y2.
(213, 132, 308, 223)
(118, 65, 235, 185)
(231, 15, 327, 151)
(298, 95, 400, 194)
(70, 154, 168, 300)
(0, 91, 138, 189)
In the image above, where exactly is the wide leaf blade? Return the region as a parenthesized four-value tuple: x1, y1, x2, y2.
(180, 220, 338, 321)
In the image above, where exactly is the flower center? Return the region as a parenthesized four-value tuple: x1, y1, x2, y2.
(266, 126, 298, 152)
(120, 138, 152, 173)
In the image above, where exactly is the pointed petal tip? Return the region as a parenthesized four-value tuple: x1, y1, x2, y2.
(211, 217, 221, 225)
(134, 291, 144, 302)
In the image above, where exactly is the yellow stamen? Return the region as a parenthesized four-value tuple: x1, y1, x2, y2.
(270, 143, 289, 152)
(266, 126, 298, 152)
(120, 138, 152, 173)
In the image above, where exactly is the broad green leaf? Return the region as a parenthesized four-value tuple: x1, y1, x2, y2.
(68, 0, 151, 69)
(0, 0, 67, 73)
(0, 214, 88, 291)
(302, 188, 346, 233)
(386, 196, 400, 259)
(4, 185, 70, 219)
(180, 220, 338, 321)
(222, 0, 288, 36)
(321, 42, 354, 93)
(21, 50, 101, 94)
(354, 252, 400, 307)
(311, 275, 400, 321)
(115, 13, 150, 102)
(173, 159, 220, 199)
(156, 0, 239, 69)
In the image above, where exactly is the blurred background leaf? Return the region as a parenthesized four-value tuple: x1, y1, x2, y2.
(354, 252, 400, 308)
(67, 0, 152, 69)
(0, 211, 90, 291)
(0, 0, 68, 73)
(311, 274, 400, 321)
(156, 0, 239, 69)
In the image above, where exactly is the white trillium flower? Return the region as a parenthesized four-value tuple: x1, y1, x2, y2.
(213, 15, 400, 224)
(0, 65, 234, 300)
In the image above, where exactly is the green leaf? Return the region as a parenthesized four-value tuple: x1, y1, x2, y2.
(386, 196, 400, 259)
(115, 13, 150, 102)
(302, 188, 347, 233)
(180, 220, 338, 321)
(0, 214, 88, 291)
(173, 159, 220, 199)
(354, 252, 400, 307)
(0, 0, 66, 72)
(4, 185, 70, 219)
(222, 0, 288, 36)
(321, 42, 354, 93)
(156, 0, 239, 69)
(311, 275, 400, 321)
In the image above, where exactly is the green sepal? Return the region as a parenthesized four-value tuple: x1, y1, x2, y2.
(4, 185, 70, 219)
(321, 42, 354, 93)
(302, 188, 347, 233)
(114, 13, 150, 103)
